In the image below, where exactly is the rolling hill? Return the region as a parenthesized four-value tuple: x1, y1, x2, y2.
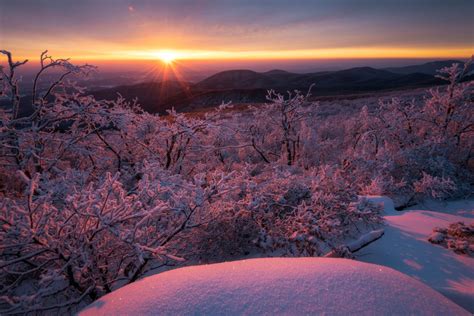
(3, 60, 470, 115)
(384, 60, 467, 75)
(88, 64, 450, 113)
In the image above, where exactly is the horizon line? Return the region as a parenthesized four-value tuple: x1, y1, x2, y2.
(8, 47, 473, 63)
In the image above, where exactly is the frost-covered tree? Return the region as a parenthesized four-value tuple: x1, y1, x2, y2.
(0, 51, 235, 313)
(1, 48, 471, 313)
(244, 87, 315, 165)
(348, 57, 473, 206)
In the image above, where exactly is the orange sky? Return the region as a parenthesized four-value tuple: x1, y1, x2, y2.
(1, 1, 473, 64)
(9, 41, 473, 65)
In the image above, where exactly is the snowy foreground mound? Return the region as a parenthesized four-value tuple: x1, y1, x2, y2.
(80, 258, 468, 315)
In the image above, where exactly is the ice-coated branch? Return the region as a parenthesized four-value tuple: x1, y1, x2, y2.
(324, 229, 385, 258)
(0, 50, 28, 119)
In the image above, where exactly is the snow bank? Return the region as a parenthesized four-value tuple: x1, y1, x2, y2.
(80, 258, 468, 315)
(363, 195, 396, 214)
(358, 197, 474, 312)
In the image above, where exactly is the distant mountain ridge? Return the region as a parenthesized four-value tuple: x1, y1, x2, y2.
(192, 65, 459, 92)
(86, 59, 474, 113)
(3, 59, 471, 115)
(195, 61, 474, 92)
(194, 70, 279, 90)
(384, 60, 468, 75)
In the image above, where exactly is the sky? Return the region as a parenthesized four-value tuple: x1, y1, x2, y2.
(0, 0, 473, 69)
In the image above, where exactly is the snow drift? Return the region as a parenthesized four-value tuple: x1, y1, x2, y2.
(80, 258, 468, 315)
(358, 196, 474, 312)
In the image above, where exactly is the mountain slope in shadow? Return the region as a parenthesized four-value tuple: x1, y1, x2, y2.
(88, 65, 451, 113)
(384, 60, 468, 75)
(4, 60, 469, 116)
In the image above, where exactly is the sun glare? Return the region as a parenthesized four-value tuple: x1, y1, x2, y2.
(156, 51, 177, 64)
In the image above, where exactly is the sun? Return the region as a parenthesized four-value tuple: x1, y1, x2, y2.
(156, 51, 178, 64)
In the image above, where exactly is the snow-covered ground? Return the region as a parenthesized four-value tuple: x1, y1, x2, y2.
(80, 257, 468, 315)
(357, 196, 474, 312)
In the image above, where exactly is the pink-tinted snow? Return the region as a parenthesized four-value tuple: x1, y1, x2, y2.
(358, 197, 474, 312)
(80, 258, 468, 315)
